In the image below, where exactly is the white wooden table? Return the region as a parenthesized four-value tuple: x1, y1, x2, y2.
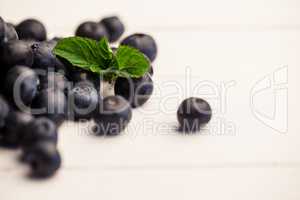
(0, 0, 300, 199)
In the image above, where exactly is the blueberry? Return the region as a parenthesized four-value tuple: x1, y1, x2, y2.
(24, 141, 61, 178)
(68, 67, 100, 90)
(5, 65, 39, 106)
(21, 117, 58, 148)
(121, 33, 157, 62)
(94, 95, 132, 136)
(0, 40, 34, 68)
(68, 81, 99, 120)
(39, 72, 69, 92)
(114, 73, 153, 108)
(0, 96, 9, 129)
(31, 89, 67, 126)
(16, 19, 47, 41)
(0, 17, 5, 44)
(3, 23, 18, 43)
(177, 97, 212, 132)
(31, 42, 56, 70)
(75, 21, 108, 41)
(100, 16, 125, 42)
(1, 111, 33, 147)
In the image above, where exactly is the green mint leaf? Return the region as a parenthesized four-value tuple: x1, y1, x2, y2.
(115, 45, 150, 78)
(53, 37, 113, 73)
(98, 37, 113, 61)
(53, 37, 150, 81)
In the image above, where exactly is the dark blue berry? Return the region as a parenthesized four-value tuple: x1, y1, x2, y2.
(75, 21, 108, 41)
(68, 81, 99, 121)
(121, 33, 157, 62)
(16, 19, 47, 41)
(5, 65, 39, 106)
(94, 95, 132, 136)
(24, 141, 61, 178)
(31, 88, 67, 126)
(100, 16, 124, 42)
(114, 73, 153, 108)
(177, 97, 212, 132)
(1, 111, 33, 147)
(0, 40, 33, 68)
(22, 117, 58, 148)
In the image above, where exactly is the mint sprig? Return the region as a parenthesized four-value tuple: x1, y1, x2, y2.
(53, 37, 150, 80)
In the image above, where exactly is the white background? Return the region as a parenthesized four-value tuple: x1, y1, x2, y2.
(0, 0, 300, 199)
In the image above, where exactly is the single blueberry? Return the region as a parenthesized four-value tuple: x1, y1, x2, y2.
(68, 81, 99, 121)
(0, 40, 34, 69)
(16, 19, 47, 41)
(94, 95, 132, 136)
(24, 141, 61, 178)
(177, 97, 212, 132)
(0, 40, 33, 70)
(5, 65, 39, 106)
(100, 16, 125, 42)
(21, 117, 58, 148)
(114, 73, 153, 108)
(31, 88, 67, 126)
(1, 111, 33, 147)
(75, 21, 108, 41)
(121, 33, 157, 62)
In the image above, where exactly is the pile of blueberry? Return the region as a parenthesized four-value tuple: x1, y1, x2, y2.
(0, 15, 212, 179)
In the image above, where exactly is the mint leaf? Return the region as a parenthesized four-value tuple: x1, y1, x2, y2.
(53, 36, 150, 80)
(98, 37, 113, 61)
(53, 37, 113, 73)
(115, 46, 150, 78)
